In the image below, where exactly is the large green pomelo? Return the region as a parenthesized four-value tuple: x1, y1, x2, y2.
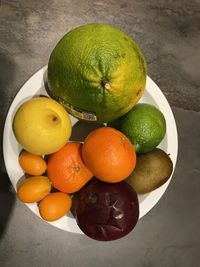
(47, 23, 147, 123)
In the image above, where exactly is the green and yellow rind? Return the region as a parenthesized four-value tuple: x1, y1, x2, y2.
(48, 23, 147, 122)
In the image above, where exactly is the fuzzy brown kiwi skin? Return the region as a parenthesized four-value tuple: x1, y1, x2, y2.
(126, 148, 173, 194)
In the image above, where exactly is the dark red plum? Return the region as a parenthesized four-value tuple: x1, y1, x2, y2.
(74, 179, 139, 241)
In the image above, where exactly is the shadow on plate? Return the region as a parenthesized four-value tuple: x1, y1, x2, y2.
(70, 120, 105, 142)
(0, 153, 16, 241)
(0, 52, 17, 241)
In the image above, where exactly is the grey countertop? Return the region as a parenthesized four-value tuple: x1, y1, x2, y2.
(0, 1, 200, 266)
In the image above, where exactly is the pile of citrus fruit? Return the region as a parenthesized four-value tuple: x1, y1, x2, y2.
(15, 120, 137, 221)
(12, 23, 173, 241)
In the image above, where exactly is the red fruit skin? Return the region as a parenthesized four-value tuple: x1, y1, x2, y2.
(74, 179, 139, 241)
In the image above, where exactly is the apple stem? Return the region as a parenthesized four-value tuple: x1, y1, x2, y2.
(52, 116, 58, 121)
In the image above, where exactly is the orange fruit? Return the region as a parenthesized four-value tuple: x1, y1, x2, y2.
(82, 127, 136, 183)
(17, 176, 51, 203)
(47, 142, 93, 193)
(19, 150, 47, 175)
(39, 192, 72, 221)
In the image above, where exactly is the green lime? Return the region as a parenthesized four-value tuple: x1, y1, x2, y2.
(110, 103, 166, 153)
(47, 23, 147, 122)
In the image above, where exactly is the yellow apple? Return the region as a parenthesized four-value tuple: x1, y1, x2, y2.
(13, 97, 72, 155)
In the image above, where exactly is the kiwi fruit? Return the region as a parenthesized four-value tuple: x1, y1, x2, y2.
(126, 148, 173, 194)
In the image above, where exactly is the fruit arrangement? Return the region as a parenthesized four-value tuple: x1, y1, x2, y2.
(11, 23, 174, 241)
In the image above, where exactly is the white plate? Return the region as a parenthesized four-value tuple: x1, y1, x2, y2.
(3, 66, 178, 234)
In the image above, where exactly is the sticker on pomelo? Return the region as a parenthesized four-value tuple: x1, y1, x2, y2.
(59, 98, 97, 121)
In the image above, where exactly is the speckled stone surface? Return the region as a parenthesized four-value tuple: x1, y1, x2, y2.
(0, 1, 200, 266)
